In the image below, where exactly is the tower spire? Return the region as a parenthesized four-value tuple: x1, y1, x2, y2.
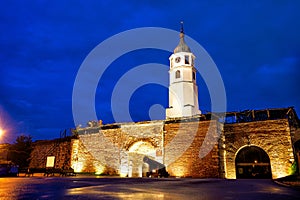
(180, 21, 184, 34)
(166, 22, 201, 118)
(174, 21, 191, 53)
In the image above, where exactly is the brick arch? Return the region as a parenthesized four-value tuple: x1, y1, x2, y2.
(224, 120, 295, 179)
(234, 144, 267, 158)
(128, 140, 156, 154)
(234, 145, 272, 179)
(224, 134, 252, 179)
(126, 140, 157, 177)
(225, 134, 253, 160)
(225, 135, 274, 179)
(124, 138, 158, 151)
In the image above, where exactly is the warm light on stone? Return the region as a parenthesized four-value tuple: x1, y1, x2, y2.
(73, 162, 83, 173)
(23, 24, 300, 180)
(171, 166, 186, 177)
(120, 164, 129, 177)
(95, 165, 105, 175)
(223, 119, 295, 179)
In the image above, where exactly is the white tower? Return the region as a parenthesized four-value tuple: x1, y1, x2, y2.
(166, 23, 201, 119)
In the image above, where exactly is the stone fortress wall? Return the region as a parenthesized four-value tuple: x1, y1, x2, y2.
(26, 26, 300, 179)
(68, 107, 299, 179)
(29, 137, 73, 169)
(72, 119, 221, 178)
(27, 107, 300, 179)
(163, 120, 220, 178)
(222, 119, 294, 179)
(71, 121, 164, 176)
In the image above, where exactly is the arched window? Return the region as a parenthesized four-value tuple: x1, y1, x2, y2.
(185, 55, 190, 64)
(175, 70, 180, 78)
(192, 72, 196, 80)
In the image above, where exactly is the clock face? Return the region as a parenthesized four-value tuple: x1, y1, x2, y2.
(175, 57, 181, 63)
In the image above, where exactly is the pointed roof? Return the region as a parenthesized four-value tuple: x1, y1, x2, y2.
(174, 22, 191, 53)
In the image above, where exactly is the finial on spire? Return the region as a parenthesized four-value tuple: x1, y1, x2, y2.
(174, 21, 191, 53)
(180, 21, 184, 34)
(180, 21, 184, 39)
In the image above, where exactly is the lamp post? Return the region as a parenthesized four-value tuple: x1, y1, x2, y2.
(0, 127, 8, 163)
(0, 128, 4, 141)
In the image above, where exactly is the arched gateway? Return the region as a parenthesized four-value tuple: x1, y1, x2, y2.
(127, 141, 156, 177)
(235, 146, 272, 179)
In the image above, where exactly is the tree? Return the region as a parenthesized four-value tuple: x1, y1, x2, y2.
(8, 135, 33, 168)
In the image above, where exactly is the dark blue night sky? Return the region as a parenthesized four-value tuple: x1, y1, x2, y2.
(0, 1, 300, 142)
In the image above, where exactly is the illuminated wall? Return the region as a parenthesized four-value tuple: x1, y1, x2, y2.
(164, 120, 221, 178)
(71, 139, 107, 174)
(222, 119, 295, 179)
(72, 119, 221, 178)
(28, 111, 298, 179)
(74, 118, 297, 179)
(71, 121, 164, 176)
(127, 141, 157, 177)
(29, 138, 73, 169)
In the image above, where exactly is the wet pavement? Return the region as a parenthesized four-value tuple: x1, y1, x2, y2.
(0, 176, 299, 199)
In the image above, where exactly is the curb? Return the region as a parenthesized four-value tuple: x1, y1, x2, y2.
(273, 180, 290, 187)
(273, 180, 300, 189)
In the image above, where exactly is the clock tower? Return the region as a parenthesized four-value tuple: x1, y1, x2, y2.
(166, 23, 201, 118)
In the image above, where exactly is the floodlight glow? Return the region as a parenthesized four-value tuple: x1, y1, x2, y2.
(0, 128, 4, 138)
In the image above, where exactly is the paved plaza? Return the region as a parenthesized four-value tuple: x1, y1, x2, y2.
(0, 176, 299, 199)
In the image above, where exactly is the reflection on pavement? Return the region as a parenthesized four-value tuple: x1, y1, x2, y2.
(0, 177, 299, 200)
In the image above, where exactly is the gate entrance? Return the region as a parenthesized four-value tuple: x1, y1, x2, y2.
(235, 146, 271, 179)
(127, 141, 156, 177)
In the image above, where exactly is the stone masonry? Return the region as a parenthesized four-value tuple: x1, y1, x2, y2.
(71, 121, 165, 176)
(164, 120, 220, 178)
(27, 107, 300, 179)
(222, 119, 295, 179)
(29, 137, 73, 169)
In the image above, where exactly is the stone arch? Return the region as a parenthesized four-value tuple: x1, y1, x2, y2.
(224, 120, 295, 179)
(235, 145, 272, 179)
(124, 138, 158, 151)
(127, 141, 156, 177)
(127, 139, 157, 152)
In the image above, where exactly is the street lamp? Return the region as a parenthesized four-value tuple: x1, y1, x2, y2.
(0, 128, 4, 138)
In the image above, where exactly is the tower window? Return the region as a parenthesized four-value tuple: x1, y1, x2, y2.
(192, 71, 196, 80)
(185, 55, 190, 64)
(176, 70, 181, 78)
